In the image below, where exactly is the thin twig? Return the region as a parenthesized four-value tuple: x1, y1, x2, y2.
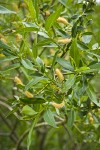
(0, 100, 20, 119)
(63, 124, 74, 141)
(0, 113, 18, 143)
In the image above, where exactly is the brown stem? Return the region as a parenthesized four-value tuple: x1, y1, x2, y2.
(0, 113, 18, 143)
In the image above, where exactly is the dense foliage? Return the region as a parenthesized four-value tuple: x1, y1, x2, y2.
(0, 0, 100, 150)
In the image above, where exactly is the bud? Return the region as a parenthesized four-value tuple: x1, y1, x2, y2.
(24, 91, 34, 98)
(88, 112, 92, 117)
(57, 38, 71, 44)
(57, 17, 69, 25)
(14, 76, 23, 86)
(12, 3, 19, 12)
(55, 68, 64, 81)
(89, 117, 94, 124)
(20, 2, 27, 8)
(16, 33, 22, 42)
(12, 30, 16, 33)
(51, 101, 65, 109)
(45, 11, 50, 16)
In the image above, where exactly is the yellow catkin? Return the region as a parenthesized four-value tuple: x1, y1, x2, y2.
(57, 17, 69, 25)
(45, 11, 50, 16)
(89, 117, 94, 124)
(51, 101, 65, 109)
(16, 33, 22, 42)
(24, 91, 34, 98)
(57, 38, 71, 44)
(14, 76, 23, 86)
(55, 68, 64, 81)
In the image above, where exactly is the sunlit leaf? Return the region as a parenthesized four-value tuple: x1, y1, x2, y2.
(43, 109, 57, 128)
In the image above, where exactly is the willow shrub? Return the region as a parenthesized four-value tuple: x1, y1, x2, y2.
(0, 0, 100, 150)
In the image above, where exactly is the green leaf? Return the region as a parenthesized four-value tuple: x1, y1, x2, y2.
(0, 5, 16, 14)
(21, 67, 29, 80)
(92, 43, 99, 50)
(45, 6, 62, 31)
(0, 56, 18, 63)
(0, 40, 11, 50)
(67, 109, 75, 128)
(33, 0, 39, 19)
(51, 51, 60, 71)
(20, 97, 45, 104)
(62, 75, 75, 92)
(27, 115, 39, 150)
(25, 77, 47, 91)
(43, 109, 57, 128)
(72, 20, 79, 37)
(0, 63, 20, 73)
(70, 38, 80, 67)
(36, 39, 54, 47)
(82, 32, 92, 44)
(58, 0, 67, 6)
(22, 105, 37, 116)
(89, 63, 100, 71)
(36, 57, 44, 66)
(18, 22, 39, 33)
(87, 51, 100, 62)
(77, 40, 89, 50)
(21, 59, 34, 70)
(87, 85, 100, 107)
(38, 31, 49, 38)
(24, 0, 37, 22)
(56, 57, 74, 71)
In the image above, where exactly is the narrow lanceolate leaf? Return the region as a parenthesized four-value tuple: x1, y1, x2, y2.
(67, 109, 75, 128)
(0, 63, 20, 73)
(0, 5, 16, 14)
(45, 6, 62, 31)
(18, 22, 39, 33)
(27, 115, 40, 150)
(0, 56, 18, 63)
(25, 77, 47, 91)
(51, 51, 60, 71)
(33, 0, 39, 19)
(56, 58, 74, 71)
(87, 85, 100, 107)
(21, 59, 34, 70)
(24, 0, 37, 21)
(43, 109, 57, 128)
(70, 38, 80, 67)
(36, 39, 54, 47)
(62, 75, 75, 92)
(0, 40, 11, 50)
(89, 63, 100, 71)
(82, 32, 92, 44)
